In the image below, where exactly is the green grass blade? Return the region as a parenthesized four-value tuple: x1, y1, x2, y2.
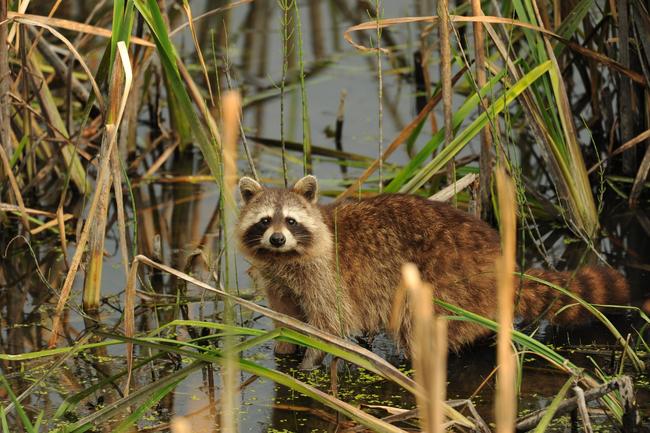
(532, 377, 574, 433)
(0, 340, 121, 361)
(0, 375, 35, 433)
(0, 406, 9, 433)
(112, 381, 178, 433)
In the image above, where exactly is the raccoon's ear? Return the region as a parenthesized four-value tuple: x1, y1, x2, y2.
(239, 177, 262, 203)
(293, 175, 319, 204)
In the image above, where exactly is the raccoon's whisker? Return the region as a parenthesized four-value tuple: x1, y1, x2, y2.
(243, 238, 264, 248)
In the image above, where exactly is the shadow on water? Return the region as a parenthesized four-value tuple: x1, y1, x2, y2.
(1, 0, 649, 431)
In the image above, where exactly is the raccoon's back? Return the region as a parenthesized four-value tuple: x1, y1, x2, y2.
(323, 194, 501, 306)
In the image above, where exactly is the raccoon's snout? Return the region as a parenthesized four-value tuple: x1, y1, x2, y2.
(269, 232, 286, 247)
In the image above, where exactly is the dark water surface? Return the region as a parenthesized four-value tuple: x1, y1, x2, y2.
(2, 1, 650, 432)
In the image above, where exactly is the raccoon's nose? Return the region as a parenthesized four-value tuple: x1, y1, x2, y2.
(269, 232, 286, 247)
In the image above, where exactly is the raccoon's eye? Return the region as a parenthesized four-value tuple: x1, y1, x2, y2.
(286, 217, 297, 226)
(260, 217, 271, 226)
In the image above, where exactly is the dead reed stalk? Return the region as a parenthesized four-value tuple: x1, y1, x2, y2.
(495, 167, 517, 433)
(223, 91, 241, 193)
(375, 0, 384, 191)
(402, 263, 447, 433)
(438, 0, 454, 188)
(220, 89, 241, 433)
(0, 0, 9, 160)
(471, 0, 493, 220)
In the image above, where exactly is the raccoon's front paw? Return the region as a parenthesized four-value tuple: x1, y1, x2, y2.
(299, 348, 325, 370)
(274, 341, 297, 355)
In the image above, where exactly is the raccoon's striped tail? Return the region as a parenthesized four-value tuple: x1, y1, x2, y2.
(516, 266, 629, 325)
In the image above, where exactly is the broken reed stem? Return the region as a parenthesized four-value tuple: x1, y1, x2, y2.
(221, 89, 241, 433)
(402, 263, 446, 433)
(472, 0, 493, 220)
(495, 167, 517, 433)
(438, 0, 454, 190)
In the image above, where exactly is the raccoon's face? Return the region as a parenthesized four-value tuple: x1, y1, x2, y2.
(236, 176, 329, 261)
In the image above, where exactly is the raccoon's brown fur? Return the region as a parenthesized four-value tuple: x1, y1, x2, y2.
(236, 176, 630, 369)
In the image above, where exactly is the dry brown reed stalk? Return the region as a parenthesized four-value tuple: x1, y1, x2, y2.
(29, 213, 73, 235)
(587, 128, 650, 174)
(56, 207, 69, 265)
(495, 167, 517, 433)
(7, 12, 154, 47)
(0, 0, 9, 164)
(141, 139, 180, 179)
(222, 91, 241, 192)
(221, 89, 241, 433)
(181, 1, 214, 106)
(82, 133, 112, 312)
(438, 0, 454, 188)
(471, 0, 494, 220)
(48, 41, 133, 348)
(402, 263, 446, 433)
(177, 60, 222, 148)
(16, 17, 105, 109)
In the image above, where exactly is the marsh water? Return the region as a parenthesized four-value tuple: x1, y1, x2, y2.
(2, 1, 650, 432)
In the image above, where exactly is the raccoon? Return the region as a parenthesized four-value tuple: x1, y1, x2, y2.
(236, 175, 629, 369)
